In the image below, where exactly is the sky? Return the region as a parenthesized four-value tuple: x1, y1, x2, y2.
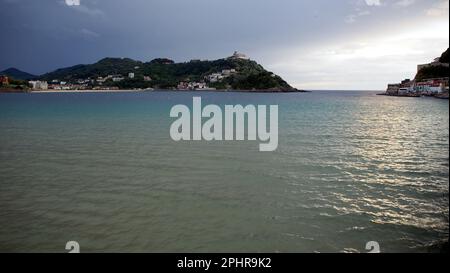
(0, 0, 448, 90)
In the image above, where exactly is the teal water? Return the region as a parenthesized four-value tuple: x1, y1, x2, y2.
(0, 91, 448, 253)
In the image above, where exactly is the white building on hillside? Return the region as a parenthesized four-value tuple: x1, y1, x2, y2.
(29, 81, 48, 90)
(230, 51, 249, 60)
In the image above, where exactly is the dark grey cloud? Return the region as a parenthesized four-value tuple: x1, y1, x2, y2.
(0, 0, 346, 72)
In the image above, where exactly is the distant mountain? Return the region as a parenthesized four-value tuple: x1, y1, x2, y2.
(40, 55, 297, 91)
(0, 68, 37, 80)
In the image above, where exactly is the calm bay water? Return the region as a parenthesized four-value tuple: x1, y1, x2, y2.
(0, 91, 448, 253)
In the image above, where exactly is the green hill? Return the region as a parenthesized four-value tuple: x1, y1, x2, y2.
(41, 58, 143, 80)
(439, 48, 449, 63)
(40, 56, 297, 91)
(415, 65, 449, 81)
(415, 48, 449, 81)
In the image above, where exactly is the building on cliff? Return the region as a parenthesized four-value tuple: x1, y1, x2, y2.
(230, 51, 249, 60)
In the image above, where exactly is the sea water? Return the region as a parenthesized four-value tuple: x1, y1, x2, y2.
(0, 91, 448, 252)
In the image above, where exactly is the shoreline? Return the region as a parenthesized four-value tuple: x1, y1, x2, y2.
(377, 92, 449, 99)
(1, 89, 310, 94)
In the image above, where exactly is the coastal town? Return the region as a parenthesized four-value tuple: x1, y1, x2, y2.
(0, 52, 253, 92)
(383, 51, 449, 99)
(2, 50, 449, 95)
(176, 67, 239, 91)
